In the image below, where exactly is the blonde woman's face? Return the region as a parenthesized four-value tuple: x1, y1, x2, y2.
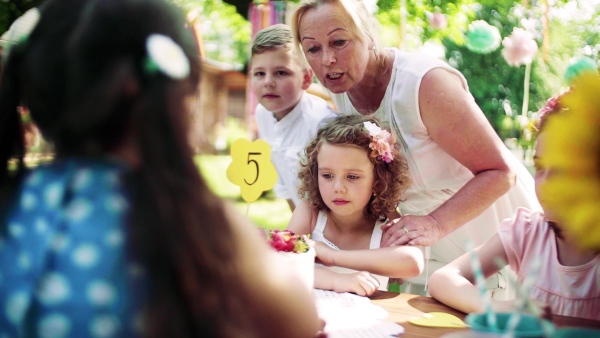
(317, 143, 374, 218)
(298, 3, 370, 94)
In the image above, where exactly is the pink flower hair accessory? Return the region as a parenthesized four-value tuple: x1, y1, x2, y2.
(363, 121, 395, 163)
(538, 95, 561, 117)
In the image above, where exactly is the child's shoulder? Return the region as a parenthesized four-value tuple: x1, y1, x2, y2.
(299, 93, 336, 120)
(501, 207, 549, 241)
(505, 207, 545, 227)
(288, 201, 320, 235)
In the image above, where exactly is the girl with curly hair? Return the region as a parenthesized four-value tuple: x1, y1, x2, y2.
(287, 115, 423, 295)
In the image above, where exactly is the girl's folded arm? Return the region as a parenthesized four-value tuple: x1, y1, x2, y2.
(314, 266, 380, 296)
(322, 245, 424, 278)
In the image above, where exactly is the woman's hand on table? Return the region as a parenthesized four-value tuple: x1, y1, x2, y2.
(381, 214, 444, 247)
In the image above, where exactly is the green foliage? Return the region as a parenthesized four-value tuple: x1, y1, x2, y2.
(376, 0, 476, 49)
(195, 154, 291, 230)
(195, 154, 241, 199)
(373, 0, 599, 161)
(171, 0, 250, 68)
(212, 117, 252, 154)
(233, 198, 291, 230)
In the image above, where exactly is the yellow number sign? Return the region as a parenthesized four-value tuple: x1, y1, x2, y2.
(226, 138, 278, 203)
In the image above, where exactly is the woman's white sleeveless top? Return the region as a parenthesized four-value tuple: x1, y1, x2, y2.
(331, 49, 540, 290)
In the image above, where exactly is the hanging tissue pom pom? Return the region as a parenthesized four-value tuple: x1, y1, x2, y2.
(429, 13, 447, 30)
(502, 28, 538, 66)
(465, 20, 501, 54)
(564, 57, 598, 85)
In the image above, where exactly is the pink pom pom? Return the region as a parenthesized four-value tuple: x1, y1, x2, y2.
(430, 13, 447, 30)
(502, 28, 538, 66)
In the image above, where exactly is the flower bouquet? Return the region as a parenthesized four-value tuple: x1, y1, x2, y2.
(266, 230, 315, 291)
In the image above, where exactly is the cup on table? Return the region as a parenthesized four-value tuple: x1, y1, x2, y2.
(278, 247, 316, 292)
(465, 312, 554, 337)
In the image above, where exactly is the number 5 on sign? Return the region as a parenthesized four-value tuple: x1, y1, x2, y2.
(226, 138, 278, 203)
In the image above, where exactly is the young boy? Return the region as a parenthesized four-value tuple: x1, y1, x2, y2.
(250, 23, 336, 211)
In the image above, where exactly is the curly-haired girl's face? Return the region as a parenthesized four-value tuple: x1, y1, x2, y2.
(317, 142, 374, 217)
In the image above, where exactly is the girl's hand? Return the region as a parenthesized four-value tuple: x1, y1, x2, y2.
(532, 300, 553, 321)
(381, 214, 444, 247)
(333, 271, 380, 296)
(315, 318, 328, 338)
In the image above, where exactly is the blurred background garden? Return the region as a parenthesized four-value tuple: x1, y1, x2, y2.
(2, 0, 599, 229)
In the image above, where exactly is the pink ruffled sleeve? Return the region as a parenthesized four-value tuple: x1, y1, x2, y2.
(497, 207, 543, 274)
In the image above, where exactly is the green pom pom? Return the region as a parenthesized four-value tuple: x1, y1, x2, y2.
(564, 57, 598, 85)
(465, 20, 501, 54)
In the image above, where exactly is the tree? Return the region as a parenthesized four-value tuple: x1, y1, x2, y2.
(376, 0, 599, 152)
(222, 0, 250, 19)
(171, 0, 251, 67)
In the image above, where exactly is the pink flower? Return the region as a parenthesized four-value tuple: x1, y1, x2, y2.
(266, 230, 309, 253)
(502, 28, 538, 66)
(430, 13, 447, 30)
(370, 139, 391, 157)
(363, 122, 395, 163)
(538, 95, 560, 116)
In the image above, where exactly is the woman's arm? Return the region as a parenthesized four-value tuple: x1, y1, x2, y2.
(383, 68, 516, 247)
(315, 241, 424, 278)
(428, 234, 513, 313)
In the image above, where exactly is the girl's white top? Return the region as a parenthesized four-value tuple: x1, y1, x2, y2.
(311, 210, 390, 291)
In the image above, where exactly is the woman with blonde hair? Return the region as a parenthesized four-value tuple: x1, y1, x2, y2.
(292, 0, 539, 295)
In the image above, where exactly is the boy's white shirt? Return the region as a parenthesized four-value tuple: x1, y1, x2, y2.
(255, 91, 336, 206)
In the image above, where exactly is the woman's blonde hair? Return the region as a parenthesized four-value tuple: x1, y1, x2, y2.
(291, 0, 387, 69)
(298, 115, 411, 220)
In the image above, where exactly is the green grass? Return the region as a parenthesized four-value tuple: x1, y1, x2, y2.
(195, 154, 292, 230)
(195, 155, 241, 200)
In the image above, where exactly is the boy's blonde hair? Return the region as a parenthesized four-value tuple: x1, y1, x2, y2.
(298, 115, 411, 220)
(251, 23, 308, 68)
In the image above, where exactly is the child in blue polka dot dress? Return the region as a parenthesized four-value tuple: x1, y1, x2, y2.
(0, 0, 321, 337)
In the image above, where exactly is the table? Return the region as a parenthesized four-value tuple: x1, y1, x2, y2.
(368, 291, 600, 337)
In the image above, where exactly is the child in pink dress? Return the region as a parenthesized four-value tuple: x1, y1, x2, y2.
(428, 93, 600, 321)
